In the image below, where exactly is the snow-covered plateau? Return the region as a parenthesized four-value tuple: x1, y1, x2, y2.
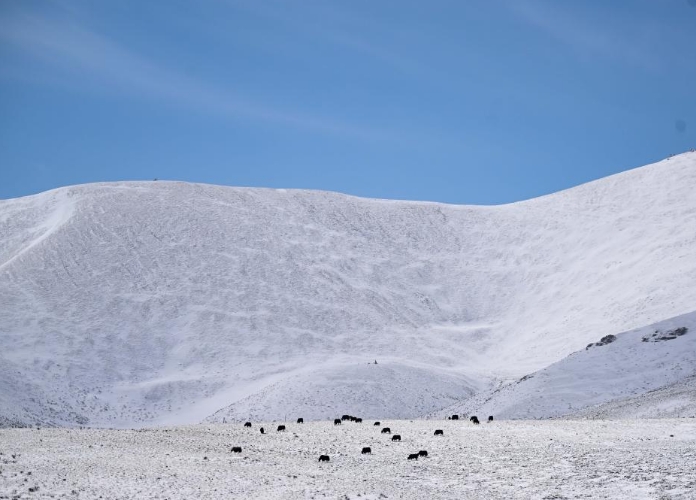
(1, 152, 696, 427)
(1, 419, 695, 499)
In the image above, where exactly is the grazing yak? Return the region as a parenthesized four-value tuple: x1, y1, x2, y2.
(260, 427, 265, 434)
(318, 455, 330, 462)
(277, 425, 286, 432)
(373, 421, 381, 426)
(392, 434, 401, 442)
(361, 447, 372, 454)
(418, 450, 428, 457)
(434, 429, 444, 436)
(451, 414, 459, 420)
(244, 422, 252, 428)
(488, 416, 494, 422)
(334, 419, 342, 425)
(231, 446, 242, 453)
(355, 418, 363, 423)
(407, 453, 419, 460)
(470, 416, 480, 424)
(297, 418, 304, 424)
(341, 415, 351, 421)
(381, 427, 391, 434)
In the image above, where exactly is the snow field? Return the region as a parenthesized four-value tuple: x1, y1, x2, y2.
(2, 419, 696, 499)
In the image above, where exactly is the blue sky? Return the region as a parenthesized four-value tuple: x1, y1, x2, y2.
(1, 0, 695, 204)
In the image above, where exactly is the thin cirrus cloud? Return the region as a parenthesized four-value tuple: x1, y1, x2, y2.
(507, 0, 664, 71)
(236, 0, 428, 78)
(0, 11, 393, 141)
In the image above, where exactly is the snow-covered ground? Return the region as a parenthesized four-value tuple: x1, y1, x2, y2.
(435, 311, 696, 420)
(2, 420, 695, 499)
(569, 375, 696, 420)
(1, 152, 696, 426)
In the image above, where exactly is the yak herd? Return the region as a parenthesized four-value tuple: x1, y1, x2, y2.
(232, 414, 494, 462)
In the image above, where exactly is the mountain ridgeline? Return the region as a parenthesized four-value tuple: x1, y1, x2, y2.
(1, 152, 696, 427)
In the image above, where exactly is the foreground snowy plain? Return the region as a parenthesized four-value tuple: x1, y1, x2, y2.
(2, 419, 695, 499)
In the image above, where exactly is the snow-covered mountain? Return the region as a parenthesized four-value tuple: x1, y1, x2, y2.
(1, 152, 696, 427)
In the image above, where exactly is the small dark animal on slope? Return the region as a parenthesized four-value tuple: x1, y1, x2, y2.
(231, 446, 242, 453)
(260, 427, 265, 434)
(392, 434, 401, 441)
(361, 447, 372, 454)
(318, 455, 330, 462)
(451, 414, 459, 420)
(488, 416, 494, 422)
(244, 422, 252, 428)
(434, 429, 444, 436)
(381, 427, 391, 434)
(470, 416, 480, 424)
(418, 450, 428, 457)
(355, 418, 362, 423)
(277, 425, 286, 432)
(408, 453, 419, 460)
(334, 419, 342, 425)
(374, 421, 381, 426)
(297, 418, 304, 424)
(342, 415, 351, 421)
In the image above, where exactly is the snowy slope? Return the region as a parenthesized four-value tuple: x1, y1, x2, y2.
(1, 152, 696, 426)
(441, 311, 696, 420)
(569, 375, 696, 419)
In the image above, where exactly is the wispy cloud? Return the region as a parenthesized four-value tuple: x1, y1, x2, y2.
(227, 0, 430, 78)
(507, 0, 661, 70)
(0, 9, 393, 140)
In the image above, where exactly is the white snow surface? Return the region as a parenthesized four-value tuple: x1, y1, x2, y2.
(1, 152, 696, 426)
(436, 311, 696, 420)
(2, 420, 695, 499)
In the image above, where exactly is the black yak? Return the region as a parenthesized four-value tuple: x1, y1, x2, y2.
(297, 418, 304, 424)
(488, 416, 494, 422)
(407, 453, 419, 460)
(334, 419, 342, 425)
(277, 425, 286, 432)
(373, 421, 381, 426)
(355, 418, 363, 423)
(244, 422, 252, 428)
(231, 446, 242, 453)
(418, 450, 428, 457)
(381, 427, 391, 434)
(361, 447, 372, 454)
(392, 434, 401, 441)
(260, 427, 265, 434)
(470, 416, 480, 425)
(341, 415, 351, 421)
(318, 455, 330, 462)
(451, 414, 459, 420)
(434, 429, 444, 436)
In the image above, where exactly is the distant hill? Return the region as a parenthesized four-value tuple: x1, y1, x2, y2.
(2, 152, 696, 426)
